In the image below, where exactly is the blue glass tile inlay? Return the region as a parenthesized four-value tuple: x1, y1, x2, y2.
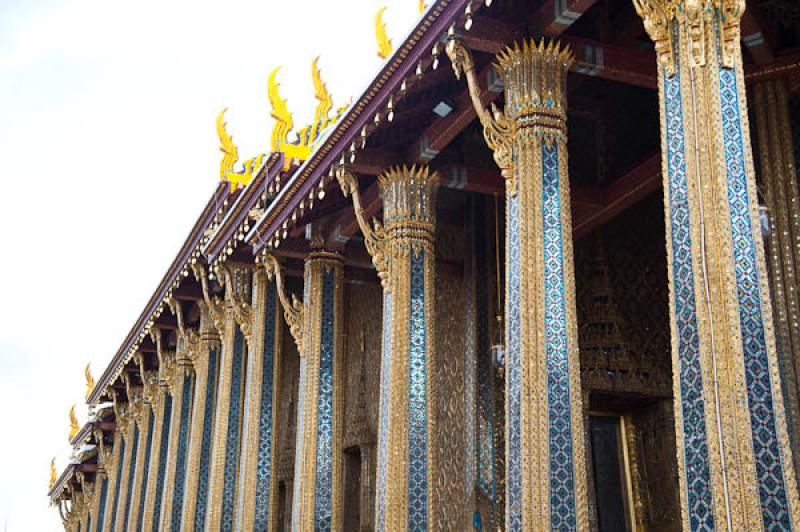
(170, 374, 194, 531)
(718, 65, 792, 531)
(407, 251, 429, 530)
(195, 346, 219, 531)
(109, 437, 126, 529)
(314, 270, 337, 531)
(136, 411, 157, 532)
(122, 424, 140, 530)
(542, 142, 577, 530)
(254, 282, 279, 530)
(151, 394, 173, 531)
(221, 328, 246, 531)
(663, 58, 715, 531)
(95, 477, 108, 532)
(506, 191, 522, 532)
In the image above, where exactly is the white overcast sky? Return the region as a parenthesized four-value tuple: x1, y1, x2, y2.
(0, 0, 421, 528)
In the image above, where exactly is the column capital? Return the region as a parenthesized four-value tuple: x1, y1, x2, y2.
(378, 165, 440, 243)
(633, 0, 745, 74)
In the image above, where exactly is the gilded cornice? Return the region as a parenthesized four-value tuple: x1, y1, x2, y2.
(335, 168, 390, 288)
(262, 254, 305, 356)
(633, 0, 745, 74)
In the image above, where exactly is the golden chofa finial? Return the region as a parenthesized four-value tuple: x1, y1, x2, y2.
(268, 66, 294, 153)
(49, 458, 57, 489)
(84, 363, 94, 400)
(376, 7, 393, 59)
(217, 108, 240, 184)
(309, 56, 333, 142)
(418, 0, 427, 14)
(68, 405, 79, 440)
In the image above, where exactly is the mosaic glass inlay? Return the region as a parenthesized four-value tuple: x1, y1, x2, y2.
(195, 346, 219, 531)
(314, 270, 337, 530)
(109, 437, 126, 529)
(151, 394, 173, 531)
(170, 373, 194, 531)
(292, 355, 308, 530)
(95, 477, 108, 532)
(254, 282, 278, 530)
(407, 251, 429, 530)
(663, 61, 714, 531)
(376, 290, 393, 532)
(135, 412, 155, 532)
(541, 141, 577, 530)
(122, 424, 140, 530)
(506, 191, 522, 532)
(221, 327, 246, 531)
(718, 65, 791, 530)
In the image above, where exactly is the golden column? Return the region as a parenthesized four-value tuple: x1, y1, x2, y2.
(101, 428, 125, 531)
(180, 298, 222, 529)
(236, 270, 285, 530)
(159, 310, 197, 530)
(202, 266, 251, 530)
(337, 165, 441, 530)
(141, 337, 176, 531)
(90, 428, 112, 530)
(447, 38, 588, 530)
(753, 76, 800, 479)
(264, 248, 345, 532)
(116, 384, 150, 532)
(631, 1, 800, 529)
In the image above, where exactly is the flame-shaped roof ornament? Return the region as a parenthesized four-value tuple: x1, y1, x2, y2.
(269, 67, 294, 153)
(68, 405, 79, 440)
(84, 363, 94, 400)
(376, 7, 393, 59)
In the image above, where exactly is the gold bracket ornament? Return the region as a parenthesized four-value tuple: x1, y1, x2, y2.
(632, 0, 678, 75)
(167, 297, 199, 368)
(220, 265, 254, 345)
(376, 7, 393, 59)
(191, 262, 227, 333)
(262, 254, 306, 356)
(335, 168, 390, 288)
(445, 37, 515, 190)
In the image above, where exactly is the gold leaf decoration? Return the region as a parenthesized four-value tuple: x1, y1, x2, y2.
(227, 154, 265, 192)
(216, 108, 239, 181)
(49, 458, 57, 489)
(268, 66, 294, 153)
(375, 7, 393, 60)
(419, 0, 427, 14)
(68, 405, 79, 440)
(84, 363, 94, 400)
(309, 56, 334, 142)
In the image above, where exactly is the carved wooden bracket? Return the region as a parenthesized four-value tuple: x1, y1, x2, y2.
(221, 264, 254, 346)
(262, 253, 306, 356)
(445, 37, 515, 190)
(335, 168, 391, 289)
(168, 297, 199, 369)
(191, 262, 226, 334)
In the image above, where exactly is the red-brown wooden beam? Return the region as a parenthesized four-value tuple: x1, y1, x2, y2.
(741, 5, 774, 66)
(532, 0, 598, 37)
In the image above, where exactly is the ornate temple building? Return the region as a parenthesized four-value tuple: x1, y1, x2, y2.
(48, 0, 800, 530)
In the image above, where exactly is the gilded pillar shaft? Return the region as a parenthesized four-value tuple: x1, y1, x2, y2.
(236, 272, 284, 531)
(102, 431, 125, 531)
(125, 404, 153, 532)
(90, 473, 109, 532)
(142, 387, 173, 531)
(336, 164, 441, 530)
(447, 38, 588, 530)
(206, 297, 248, 530)
(753, 77, 800, 479)
(181, 325, 220, 530)
(290, 251, 345, 532)
(160, 366, 194, 531)
(633, 1, 800, 528)
(113, 416, 139, 532)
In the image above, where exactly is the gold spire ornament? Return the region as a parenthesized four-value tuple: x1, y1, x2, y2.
(216, 108, 240, 181)
(375, 7, 393, 59)
(418, 0, 427, 14)
(268, 67, 294, 153)
(49, 458, 57, 489)
(309, 56, 333, 142)
(68, 405, 79, 440)
(84, 363, 94, 400)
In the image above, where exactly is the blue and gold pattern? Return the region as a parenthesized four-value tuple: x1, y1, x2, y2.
(135, 412, 155, 531)
(314, 269, 337, 530)
(376, 291, 393, 532)
(152, 394, 173, 530)
(109, 437, 125, 528)
(253, 283, 278, 529)
(407, 251, 429, 530)
(194, 347, 219, 530)
(505, 192, 522, 532)
(662, 58, 715, 531)
(123, 425, 140, 530)
(220, 328, 246, 530)
(170, 374, 194, 531)
(718, 65, 792, 529)
(95, 477, 108, 532)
